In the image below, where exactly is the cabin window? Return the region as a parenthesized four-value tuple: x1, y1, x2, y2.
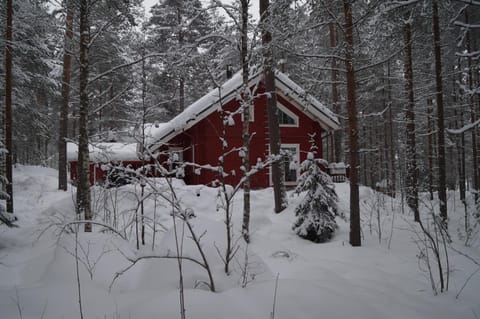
(281, 144, 299, 184)
(168, 147, 183, 171)
(277, 103, 299, 127)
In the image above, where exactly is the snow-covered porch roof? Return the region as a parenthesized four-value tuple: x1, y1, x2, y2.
(146, 69, 340, 151)
(66, 142, 140, 163)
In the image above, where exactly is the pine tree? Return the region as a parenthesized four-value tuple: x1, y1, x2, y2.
(77, 0, 92, 231)
(292, 134, 338, 243)
(431, 0, 448, 222)
(343, 0, 361, 247)
(147, 0, 212, 113)
(11, 0, 58, 165)
(58, 0, 74, 191)
(403, 13, 419, 222)
(4, 0, 13, 214)
(260, 0, 287, 214)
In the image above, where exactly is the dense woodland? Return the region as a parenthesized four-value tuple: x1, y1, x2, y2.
(0, 0, 479, 243)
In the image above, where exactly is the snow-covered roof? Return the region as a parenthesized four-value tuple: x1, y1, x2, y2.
(147, 69, 340, 150)
(274, 71, 340, 130)
(142, 122, 172, 144)
(67, 142, 140, 162)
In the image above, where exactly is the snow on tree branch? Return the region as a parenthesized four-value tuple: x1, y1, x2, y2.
(446, 118, 480, 135)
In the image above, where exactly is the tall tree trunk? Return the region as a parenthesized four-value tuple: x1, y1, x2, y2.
(72, 108, 77, 138)
(59, 0, 74, 191)
(343, 0, 361, 247)
(179, 79, 185, 112)
(141, 42, 147, 246)
(387, 62, 396, 196)
(369, 126, 376, 188)
(177, 7, 185, 113)
(431, 0, 447, 221)
(77, 0, 92, 232)
(427, 99, 434, 200)
(361, 121, 367, 185)
(465, 10, 479, 203)
(240, 0, 251, 243)
(329, 7, 342, 163)
(474, 66, 480, 202)
(4, 0, 13, 213)
(382, 74, 389, 190)
(403, 19, 419, 222)
(454, 108, 466, 203)
(261, 0, 286, 214)
(453, 60, 466, 203)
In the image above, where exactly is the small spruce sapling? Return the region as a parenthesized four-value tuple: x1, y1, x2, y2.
(292, 134, 338, 243)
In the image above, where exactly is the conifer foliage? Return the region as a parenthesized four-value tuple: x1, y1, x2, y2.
(292, 134, 338, 243)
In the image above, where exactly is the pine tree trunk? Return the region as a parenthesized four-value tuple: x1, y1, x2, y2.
(431, 0, 447, 221)
(387, 62, 396, 196)
(465, 10, 479, 203)
(427, 99, 434, 200)
(343, 0, 361, 247)
(261, 0, 286, 214)
(454, 107, 466, 203)
(382, 77, 388, 189)
(179, 78, 185, 112)
(77, 0, 92, 231)
(141, 44, 147, 246)
(72, 108, 77, 139)
(177, 7, 185, 113)
(403, 20, 419, 222)
(240, 0, 251, 243)
(4, 0, 13, 213)
(452, 61, 465, 203)
(329, 9, 342, 163)
(474, 67, 480, 202)
(58, 0, 74, 191)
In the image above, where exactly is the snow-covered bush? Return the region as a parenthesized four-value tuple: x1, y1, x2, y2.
(292, 135, 337, 243)
(0, 203, 17, 227)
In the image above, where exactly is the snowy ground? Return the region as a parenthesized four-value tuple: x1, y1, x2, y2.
(0, 165, 479, 319)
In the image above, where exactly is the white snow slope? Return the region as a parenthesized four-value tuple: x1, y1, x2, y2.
(0, 165, 479, 319)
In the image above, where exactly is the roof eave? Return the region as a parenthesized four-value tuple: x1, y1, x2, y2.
(274, 74, 340, 131)
(148, 71, 264, 151)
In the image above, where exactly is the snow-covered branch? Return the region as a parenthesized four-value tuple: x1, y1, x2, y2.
(89, 53, 168, 84)
(455, 50, 480, 58)
(454, 0, 480, 6)
(60, 221, 127, 240)
(446, 118, 480, 135)
(454, 20, 480, 29)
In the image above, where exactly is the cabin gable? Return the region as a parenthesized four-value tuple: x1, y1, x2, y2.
(157, 82, 329, 189)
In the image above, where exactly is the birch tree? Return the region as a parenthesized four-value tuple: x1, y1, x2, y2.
(240, 0, 252, 242)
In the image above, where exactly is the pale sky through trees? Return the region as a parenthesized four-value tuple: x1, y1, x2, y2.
(143, 0, 260, 20)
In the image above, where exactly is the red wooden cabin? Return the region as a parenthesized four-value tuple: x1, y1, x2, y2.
(67, 70, 340, 187)
(145, 69, 340, 189)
